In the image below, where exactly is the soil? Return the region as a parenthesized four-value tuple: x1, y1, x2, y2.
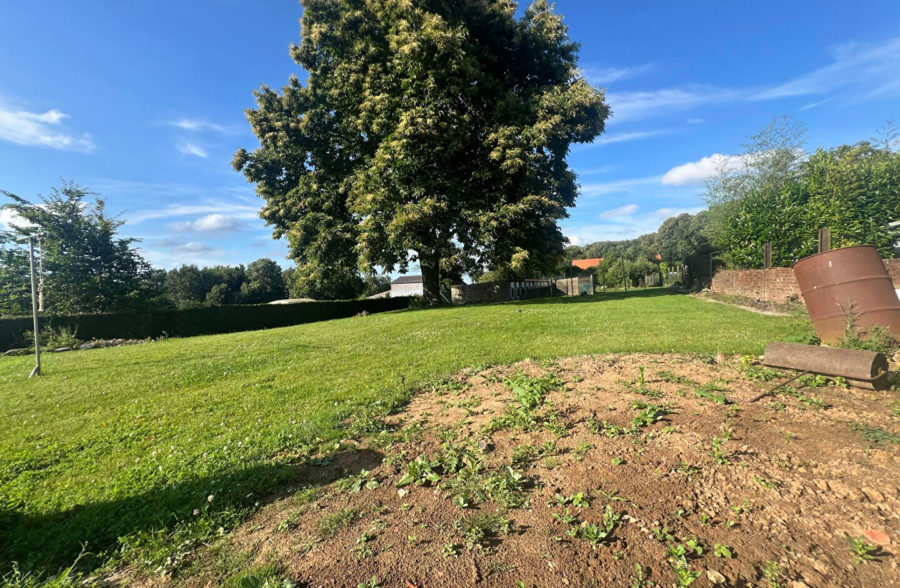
(148, 354, 900, 587)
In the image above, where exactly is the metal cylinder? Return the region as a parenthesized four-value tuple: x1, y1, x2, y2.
(763, 342, 890, 390)
(792, 245, 900, 343)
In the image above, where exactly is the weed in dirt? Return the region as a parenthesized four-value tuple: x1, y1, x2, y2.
(629, 563, 656, 587)
(570, 505, 621, 548)
(318, 508, 358, 538)
(275, 511, 301, 533)
(230, 567, 297, 588)
(629, 402, 671, 432)
(848, 422, 900, 445)
(678, 462, 701, 477)
(442, 542, 459, 558)
(442, 464, 528, 509)
(714, 543, 733, 558)
(455, 513, 510, 553)
(838, 324, 899, 357)
(693, 382, 732, 404)
(357, 576, 380, 588)
(651, 525, 674, 543)
(668, 557, 700, 587)
(551, 508, 579, 526)
(708, 435, 732, 465)
(611, 456, 624, 466)
(846, 535, 881, 563)
(396, 455, 442, 488)
(485, 373, 559, 433)
(656, 370, 697, 386)
(512, 441, 556, 465)
(336, 469, 380, 493)
(753, 475, 780, 490)
(352, 531, 376, 560)
(762, 560, 782, 587)
(586, 415, 624, 437)
(573, 441, 595, 461)
(552, 492, 590, 508)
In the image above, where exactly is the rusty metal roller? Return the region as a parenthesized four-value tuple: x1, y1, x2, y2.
(792, 245, 900, 343)
(763, 342, 891, 390)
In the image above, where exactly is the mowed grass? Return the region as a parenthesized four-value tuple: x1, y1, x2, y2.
(0, 291, 809, 577)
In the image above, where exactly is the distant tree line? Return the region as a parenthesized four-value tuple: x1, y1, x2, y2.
(0, 182, 393, 317)
(566, 118, 900, 288)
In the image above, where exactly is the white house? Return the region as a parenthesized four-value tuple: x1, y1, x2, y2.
(390, 275, 423, 297)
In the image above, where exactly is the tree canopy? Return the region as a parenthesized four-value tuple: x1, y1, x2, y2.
(0, 182, 155, 315)
(234, 0, 609, 304)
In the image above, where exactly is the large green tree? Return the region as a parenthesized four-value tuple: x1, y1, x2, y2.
(234, 0, 608, 304)
(0, 182, 155, 315)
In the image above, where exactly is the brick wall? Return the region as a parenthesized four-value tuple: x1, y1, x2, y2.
(710, 267, 802, 303)
(886, 258, 900, 285)
(711, 259, 900, 303)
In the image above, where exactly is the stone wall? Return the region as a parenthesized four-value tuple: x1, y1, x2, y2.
(711, 259, 900, 303)
(451, 281, 511, 304)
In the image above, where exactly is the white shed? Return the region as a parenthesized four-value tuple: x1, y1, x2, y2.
(391, 275, 423, 297)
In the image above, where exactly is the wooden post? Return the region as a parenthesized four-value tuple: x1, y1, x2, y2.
(763, 242, 772, 269)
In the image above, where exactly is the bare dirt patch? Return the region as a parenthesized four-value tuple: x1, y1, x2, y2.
(161, 354, 899, 587)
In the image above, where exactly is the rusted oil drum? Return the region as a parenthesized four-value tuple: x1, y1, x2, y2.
(792, 245, 900, 343)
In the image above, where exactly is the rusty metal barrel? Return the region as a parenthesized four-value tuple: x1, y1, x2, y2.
(792, 245, 900, 343)
(763, 342, 890, 389)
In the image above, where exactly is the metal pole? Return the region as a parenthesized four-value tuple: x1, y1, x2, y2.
(28, 236, 41, 377)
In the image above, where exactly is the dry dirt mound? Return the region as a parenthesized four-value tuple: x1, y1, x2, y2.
(172, 354, 899, 587)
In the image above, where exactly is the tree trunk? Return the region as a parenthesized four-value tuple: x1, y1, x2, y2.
(420, 257, 442, 305)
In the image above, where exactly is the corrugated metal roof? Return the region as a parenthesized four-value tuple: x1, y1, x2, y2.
(391, 275, 422, 285)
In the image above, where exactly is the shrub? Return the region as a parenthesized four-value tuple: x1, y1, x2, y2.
(0, 298, 411, 351)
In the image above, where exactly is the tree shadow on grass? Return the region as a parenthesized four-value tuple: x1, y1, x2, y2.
(0, 448, 383, 579)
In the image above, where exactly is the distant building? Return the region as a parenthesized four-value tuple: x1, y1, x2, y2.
(391, 275, 423, 297)
(572, 258, 603, 270)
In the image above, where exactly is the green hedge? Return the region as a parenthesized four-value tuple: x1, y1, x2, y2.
(0, 297, 410, 352)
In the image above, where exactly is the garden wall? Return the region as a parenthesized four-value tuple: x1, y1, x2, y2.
(711, 259, 900, 303)
(0, 297, 411, 352)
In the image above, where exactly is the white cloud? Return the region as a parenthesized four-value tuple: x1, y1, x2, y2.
(653, 206, 705, 219)
(0, 207, 34, 230)
(580, 176, 662, 197)
(564, 204, 704, 245)
(599, 204, 639, 219)
(604, 36, 900, 122)
(166, 118, 231, 133)
(661, 153, 749, 186)
(178, 141, 208, 158)
(128, 200, 259, 224)
(575, 165, 614, 176)
(594, 129, 666, 145)
(607, 86, 736, 122)
(0, 102, 94, 151)
(582, 63, 654, 86)
(171, 213, 244, 233)
(799, 98, 832, 111)
(686, 118, 704, 124)
(754, 38, 900, 101)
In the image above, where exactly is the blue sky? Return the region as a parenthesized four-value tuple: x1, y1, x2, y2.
(1, 1, 899, 269)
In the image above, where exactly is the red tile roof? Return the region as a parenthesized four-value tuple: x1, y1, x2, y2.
(572, 258, 603, 269)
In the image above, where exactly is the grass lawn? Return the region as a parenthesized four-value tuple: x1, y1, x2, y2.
(0, 290, 810, 578)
